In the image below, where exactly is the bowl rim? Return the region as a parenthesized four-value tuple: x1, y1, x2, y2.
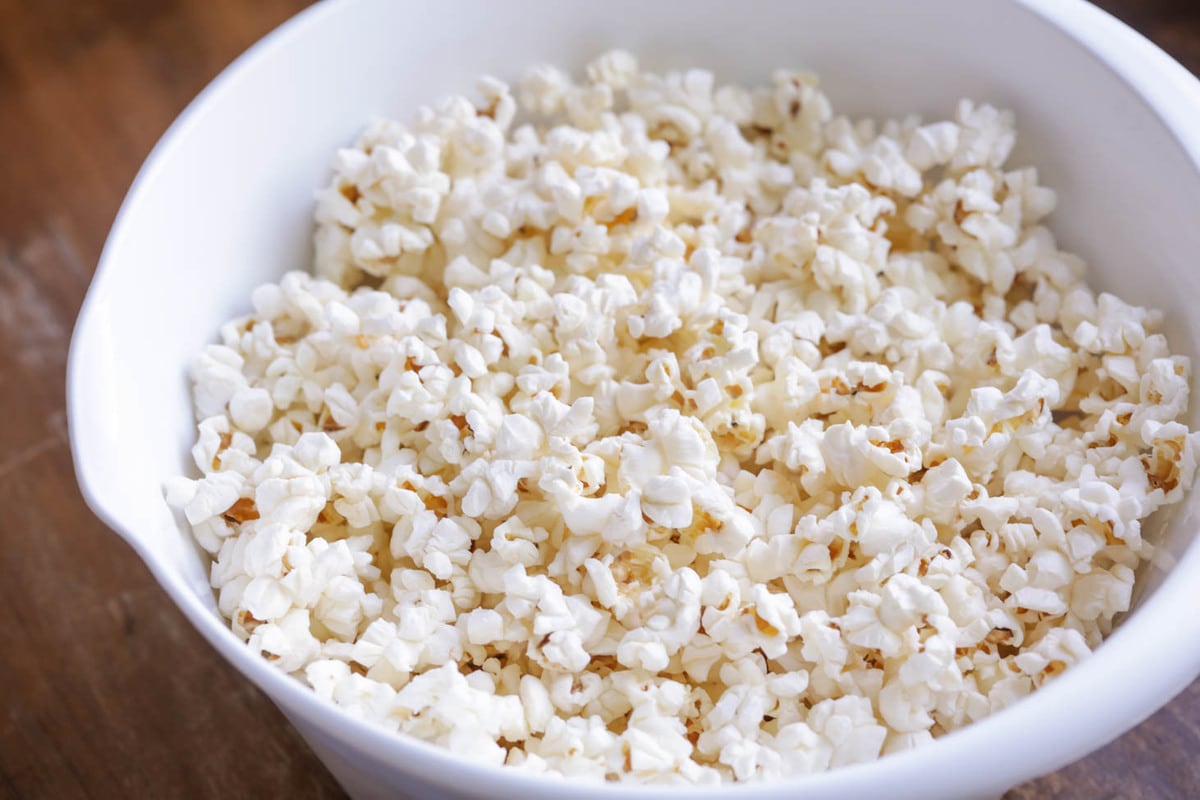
(67, 0, 1200, 796)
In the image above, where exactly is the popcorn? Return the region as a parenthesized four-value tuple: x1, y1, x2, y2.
(169, 52, 1200, 784)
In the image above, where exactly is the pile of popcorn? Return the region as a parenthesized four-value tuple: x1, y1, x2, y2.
(167, 52, 1200, 782)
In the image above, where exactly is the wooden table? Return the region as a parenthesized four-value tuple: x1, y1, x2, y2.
(0, 1, 1196, 797)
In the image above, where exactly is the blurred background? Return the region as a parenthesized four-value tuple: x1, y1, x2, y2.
(1, 0, 1197, 797)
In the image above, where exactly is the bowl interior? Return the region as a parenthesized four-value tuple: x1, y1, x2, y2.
(70, 0, 1200, 795)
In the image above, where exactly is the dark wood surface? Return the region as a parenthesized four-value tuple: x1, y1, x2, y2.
(0, 0, 1196, 797)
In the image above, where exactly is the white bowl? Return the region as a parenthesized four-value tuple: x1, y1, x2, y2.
(68, 0, 1200, 797)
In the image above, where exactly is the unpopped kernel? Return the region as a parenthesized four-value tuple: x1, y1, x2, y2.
(169, 52, 1200, 783)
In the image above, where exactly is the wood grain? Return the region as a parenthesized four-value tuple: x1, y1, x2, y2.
(0, 1, 1195, 797)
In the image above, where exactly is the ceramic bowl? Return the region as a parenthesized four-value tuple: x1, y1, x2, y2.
(68, 1, 1200, 797)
